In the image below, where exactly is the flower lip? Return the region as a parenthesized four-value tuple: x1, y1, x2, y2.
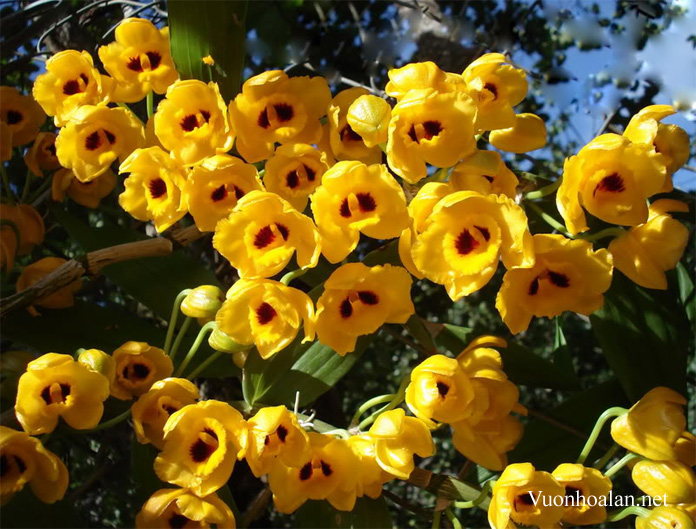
(40, 382, 71, 405)
(189, 427, 219, 463)
(6, 110, 23, 124)
(593, 173, 625, 196)
(148, 178, 167, 199)
(256, 302, 277, 325)
(407, 120, 443, 144)
(253, 223, 290, 249)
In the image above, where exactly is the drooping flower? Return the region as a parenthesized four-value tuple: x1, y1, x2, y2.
(489, 113, 547, 153)
(24, 132, 60, 177)
(367, 408, 435, 480)
(608, 199, 689, 290)
(311, 161, 409, 262)
(213, 191, 321, 279)
(623, 104, 690, 191)
(496, 234, 613, 334)
(315, 263, 414, 356)
(551, 463, 612, 525)
(154, 80, 234, 166)
(228, 70, 331, 163)
(216, 279, 315, 359)
(632, 460, 695, 505)
(0, 87, 45, 146)
(118, 146, 188, 232)
(52, 168, 117, 209)
(135, 488, 236, 529)
(56, 104, 144, 182)
(386, 88, 477, 183)
(450, 150, 519, 198)
(488, 462, 565, 529)
(32, 50, 112, 126)
(0, 426, 69, 506)
(15, 353, 110, 434)
(0, 203, 45, 255)
(405, 354, 475, 428)
(384, 62, 465, 100)
(408, 190, 535, 301)
(262, 143, 327, 211)
(154, 400, 248, 497)
(346, 434, 394, 500)
(327, 88, 382, 164)
(98, 18, 178, 102)
(110, 341, 174, 400)
(556, 133, 667, 235)
(184, 154, 263, 231)
(346, 94, 392, 148)
(77, 348, 116, 385)
(462, 53, 528, 131)
(675, 432, 696, 467)
(16, 257, 83, 311)
(244, 406, 311, 477)
(611, 387, 687, 461)
(131, 378, 200, 449)
(635, 506, 695, 529)
(268, 432, 359, 514)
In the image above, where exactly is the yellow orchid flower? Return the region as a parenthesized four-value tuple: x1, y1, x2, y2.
(327, 87, 382, 164)
(0, 86, 45, 146)
(15, 353, 110, 434)
(315, 263, 414, 356)
(24, 132, 60, 177)
(496, 234, 613, 334)
(552, 463, 612, 525)
(135, 488, 236, 529)
(384, 61, 465, 100)
(16, 257, 82, 311)
(311, 161, 409, 263)
(110, 341, 173, 400)
(52, 168, 116, 209)
(489, 113, 547, 153)
(77, 348, 116, 385)
(346, 434, 394, 499)
(450, 150, 519, 198)
(632, 460, 695, 505)
(0, 203, 45, 255)
(636, 506, 695, 529)
(346, 94, 391, 148)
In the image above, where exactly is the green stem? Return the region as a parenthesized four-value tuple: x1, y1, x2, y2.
(186, 350, 223, 379)
(606, 506, 650, 522)
(351, 394, 396, 427)
(84, 409, 131, 433)
(593, 443, 620, 469)
(576, 227, 626, 243)
(576, 406, 627, 464)
(27, 175, 53, 205)
(444, 508, 462, 529)
(358, 377, 408, 431)
(453, 480, 493, 509)
(321, 429, 350, 439)
(175, 322, 216, 377)
(524, 178, 562, 200)
(280, 268, 307, 286)
(20, 168, 32, 203)
(526, 202, 570, 236)
(146, 90, 154, 119)
(170, 317, 194, 365)
(164, 290, 191, 354)
(1, 163, 15, 201)
(432, 509, 442, 529)
(605, 453, 642, 478)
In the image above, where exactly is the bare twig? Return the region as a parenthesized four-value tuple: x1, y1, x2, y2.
(240, 487, 272, 528)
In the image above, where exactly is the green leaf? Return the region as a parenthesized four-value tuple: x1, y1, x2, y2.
(168, 0, 248, 101)
(509, 379, 629, 470)
(295, 496, 392, 529)
(0, 489, 85, 528)
(3, 301, 164, 353)
(403, 315, 438, 355)
(52, 206, 220, 320)
(552, 316, 574, 375)
(436, 324, 581, 390)
(130, 438, 166, 504)
(590, 273, 689, 401)
(676, 263, 695, 325)
(243, 336, 371, 408)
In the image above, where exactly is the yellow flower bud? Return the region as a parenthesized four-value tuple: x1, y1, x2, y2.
(217, 279, 315, 359)
(154, 80, 234, 166)
(135, 488, 236, 529)
(32, 50, 112, 126)
(462, 53, 528, 131)
(387, 88, 477, 183)
(229, 70, 331, 163)
(385, 62, 465, 100)
(611, 387, 687, 461)
(185, 154, 263, 231)
(181, 285, 225, 320)
(557, 133, 666, 235)
(110, 341, 173, 400)
(489, 113, 547, 153)
(77, 348, 116, 385)
(632, 460, 695, 505)
(608, 199, 689, 290)
(636, 506, 695, 529)
(552, 463, 612, 525)
(131, 378, 199, 449)
(24, 132, 60, 177)
(675, 432, 696, 467)
(488, 462, 565, 529)
(496, 234, 613, 334)
(450, 150, 519, 198)
(347, 94, 391, 148)
(15, 353, 110, 434)
(154, 400, 248, 497)
(52, 168, 117, 209)
(315, 263, 414, 356)
(327, 88, 382, 164)
(0, 426, 69, 505)
(0, 203, 45, 255)
(263, 143, 327, 212)
(245, 406, 311, 477)
(16, 257, 82, 311)
(98, 18, 178, 103)
(311, 161, 409, 263)
(213, 191, 321, 279)
(208, 327, 249, 354)
(56, 105, 144, 183)
(0, 86, 45, 146)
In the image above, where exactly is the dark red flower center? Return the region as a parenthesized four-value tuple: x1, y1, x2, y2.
(40, 383, 71, 405)
(340, 124, 363, 142)
(62, 80, 82, 95)
(189, 428, 219, 463)
(168, 514, 190, 529)
(256, 302, 277, 325)
(436, 381, 449, 397)
(408, 120, 443, 143)
(455, 229, 479, 255)
(253, 224, 289, 249)
(149, 178, 167, 199)
(594, 173, 625, 196)
(484, 82, 498, 99)
(211, 184, 228, 202)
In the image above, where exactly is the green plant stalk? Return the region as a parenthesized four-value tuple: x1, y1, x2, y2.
(169, 317, 193, 362)
(606, 505, 650, 522)
(27, 175, 53, 205)
(1, 163, 16, 201)
(576, 406, 627, 464)
(593, 443, 620, 469)
(84, 409, 131, 433)
(146, 90, 154, 119)
(320, 428, 351, 439)
(164, 289, 191, 353)
(358, 377, 409, 431)
(175, 321, 216, 377)
(526, 201, 570, 236)
(431, 509, 442, 529)
(186, 349, 223, 379)
(444, 507, 462, 529)
(453, 480, 493, 509)
(280, 268, 307, 286)
(350, 394, 396, 427)
(20, 168, 32, 203)
(524, 178, 562, 200)
(576, 227, 626, 242)
(605, 453, 642, 478)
